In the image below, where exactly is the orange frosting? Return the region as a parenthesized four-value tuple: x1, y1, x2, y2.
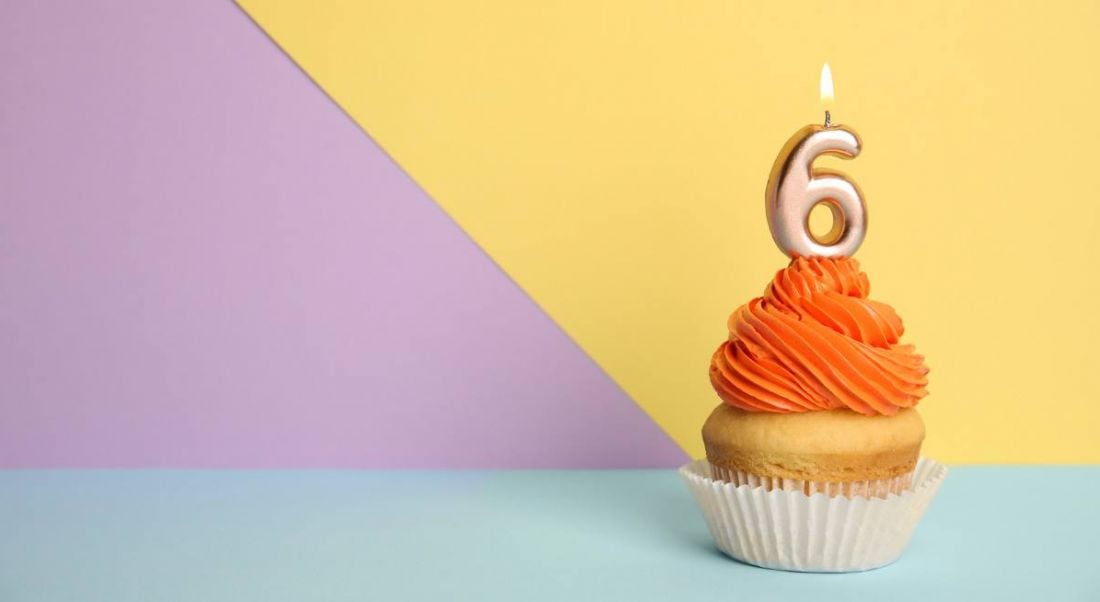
(709, 256, 928, 416)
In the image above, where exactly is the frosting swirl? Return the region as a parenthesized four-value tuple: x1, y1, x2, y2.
(709, 256, 928, 416)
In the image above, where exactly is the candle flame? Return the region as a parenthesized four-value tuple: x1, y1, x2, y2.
(820, 63, 835, 109)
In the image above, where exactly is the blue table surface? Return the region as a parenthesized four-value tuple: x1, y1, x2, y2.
(2, 467, 1098, 601)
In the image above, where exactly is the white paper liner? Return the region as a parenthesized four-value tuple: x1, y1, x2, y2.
(680, 457, 946, 573)
(709, 464, 913, 499)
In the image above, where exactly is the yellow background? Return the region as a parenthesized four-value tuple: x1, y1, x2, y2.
(239, 0, 1100, 463)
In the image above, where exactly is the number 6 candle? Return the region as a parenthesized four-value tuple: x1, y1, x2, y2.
(765, 64, 866, 258)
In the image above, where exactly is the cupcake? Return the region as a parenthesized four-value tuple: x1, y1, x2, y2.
(681, 256, 946, 572)
(681, 104, 947, 571)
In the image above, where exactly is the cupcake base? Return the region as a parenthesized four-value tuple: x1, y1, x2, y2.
(680, 457, 946, 573)
(703, 404, 925, 485)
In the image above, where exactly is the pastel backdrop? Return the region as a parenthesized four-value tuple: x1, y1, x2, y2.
(0, 0, 683, 467)
(3, 0, 1099, 467)
(238, 0, 1100, 464)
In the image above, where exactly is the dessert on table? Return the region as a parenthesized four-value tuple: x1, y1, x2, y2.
(680, 65, 946, 573)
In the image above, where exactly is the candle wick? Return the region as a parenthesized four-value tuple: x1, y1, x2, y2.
(824, 110, 832, 128)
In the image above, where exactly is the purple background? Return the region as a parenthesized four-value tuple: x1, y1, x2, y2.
(0, 0, 685, 467)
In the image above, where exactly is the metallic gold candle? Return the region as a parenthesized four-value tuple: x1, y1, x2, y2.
(765, 64, 867, 258)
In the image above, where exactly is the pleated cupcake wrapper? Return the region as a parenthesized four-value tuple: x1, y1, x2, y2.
(679, 457, 947, 573)
(709, 465, 913, 499)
